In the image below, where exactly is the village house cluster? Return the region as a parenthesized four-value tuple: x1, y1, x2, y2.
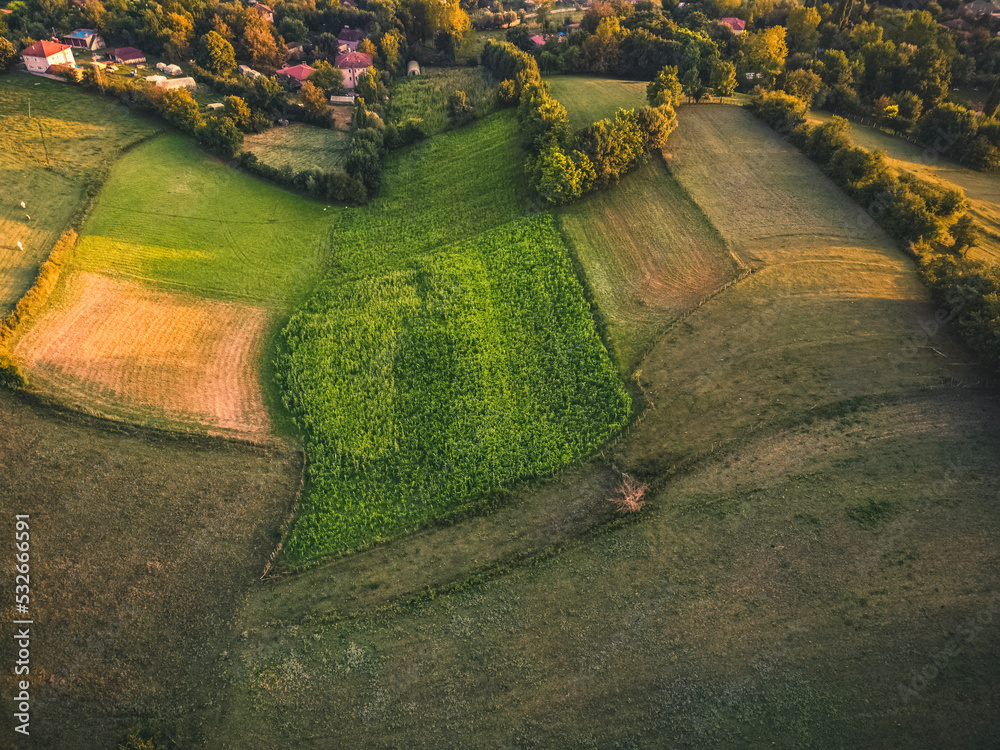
(18, 19, 393, 101)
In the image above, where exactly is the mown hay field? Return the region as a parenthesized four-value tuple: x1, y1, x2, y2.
(558, 157, 739, 371)
(545, 75, 649, 130)
(278, 112, 629, 562)
(807, 110, 1000, 265)
(212, 103, 1000, 750)
(0, 74, 156, 314)
(14, 272, 272, 437)
(243, 122, 349, 172)
(388, 66, 496, 134)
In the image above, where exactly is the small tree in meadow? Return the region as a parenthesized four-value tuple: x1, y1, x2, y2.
(610, 473, 647, 513)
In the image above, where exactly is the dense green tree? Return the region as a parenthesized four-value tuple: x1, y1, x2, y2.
(0, 37, 16, 72)
(787, 5, 821, 54)
(739, 27, 788, 88)
(710, 59, 737, 97)
(197, 116, 244, 159)
(197, 31, 236, 77)
(300, 81, 331, 124)
(310, 60, 346, 96)
(224, 95, 252, 131)
(647, 65, 683, 107)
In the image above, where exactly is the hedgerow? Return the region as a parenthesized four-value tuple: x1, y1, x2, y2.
(749, 91, 1000, 370)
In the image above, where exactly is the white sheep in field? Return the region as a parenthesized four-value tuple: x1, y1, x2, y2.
(16, 242, 23, 251)
(20, 201, 26, 208)
(25, 215, 30, 220)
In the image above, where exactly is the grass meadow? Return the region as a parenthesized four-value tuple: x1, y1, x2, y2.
(388, 67, 497, 134)
(243, 123, 349, 172)
(209, 103, 1000, 750)
(545, 75, 649, 130)
(68, 135, 331, 304)
(14, 133, 333, 438)
(278, 112, 630, 561)
(558, 157, 739, 371)
(0, 74, 156, 314)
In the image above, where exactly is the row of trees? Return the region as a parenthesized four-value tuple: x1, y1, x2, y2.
(482, 38, 679, 205)
(748, 89, 1000, 368)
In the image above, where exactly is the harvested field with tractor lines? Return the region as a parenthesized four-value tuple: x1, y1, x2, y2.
(14, 272, 272, 437)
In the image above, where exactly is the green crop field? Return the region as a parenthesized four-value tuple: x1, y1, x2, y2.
(68, 134, 331, 304)
(243, 122, 349, 173)
(807, 110, 1000, 265)
(277, 112, 629, 562)
(0, 74, 157, 314)
(558, 157, 738, 370)
(545, 75, 649, 130)
(388, 66, 496, 134)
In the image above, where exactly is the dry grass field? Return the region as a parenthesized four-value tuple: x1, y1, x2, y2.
(0, 388, 302, 748)
(559, 157, 739, 370)
(0, 74, 156, 314)
(14, 272, 272, 438)
(243, 122, 349, 171)
(206, 105, 1000, 749)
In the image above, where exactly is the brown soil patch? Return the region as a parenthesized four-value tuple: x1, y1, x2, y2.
(14, 271, 272, 437)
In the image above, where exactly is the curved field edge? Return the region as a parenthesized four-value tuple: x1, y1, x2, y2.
(278, 214, 630, 563)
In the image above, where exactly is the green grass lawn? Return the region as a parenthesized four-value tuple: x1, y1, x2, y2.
(0, 74, 157, 314)
(243, 123, 349, 173)
(277, 112, 629, 562)
(69, 135, 332, 304)
(388, 67, 497, 135)
(545, 75, 650, 130)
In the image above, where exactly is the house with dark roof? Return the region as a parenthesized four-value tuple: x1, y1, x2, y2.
(22, 40, 75, 74)
(335, 51, 373, 89)
(275, 62, 316, 89)
(113, 47, 146, 64)
(62, 28, 105, 50)
(252, 3, 274, 23)
(718, 17, 746, 35)
(337, 27, 366, 51)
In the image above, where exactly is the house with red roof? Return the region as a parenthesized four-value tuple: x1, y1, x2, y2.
(335, 51, 373, 89)
(275, 62, 316, 89)
(718, 17, 746, 35)
(21, 40, 75, 74)
(113, 47, 146, 64)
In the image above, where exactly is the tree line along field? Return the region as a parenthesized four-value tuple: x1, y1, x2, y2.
(211, 99, 1000, 750)
(277, 112, 630, 562)
(0, 74, 156, 314)
(10, 128, 334, 438)
(807, 110, 1000, 266)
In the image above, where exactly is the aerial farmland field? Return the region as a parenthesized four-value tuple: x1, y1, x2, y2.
(0, 75, 156, 314)
(2, 42, 1000, 750)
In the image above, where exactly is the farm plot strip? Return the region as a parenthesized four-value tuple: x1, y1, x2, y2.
(614, 104, 987, 476)
(14, 272, 272, 438)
